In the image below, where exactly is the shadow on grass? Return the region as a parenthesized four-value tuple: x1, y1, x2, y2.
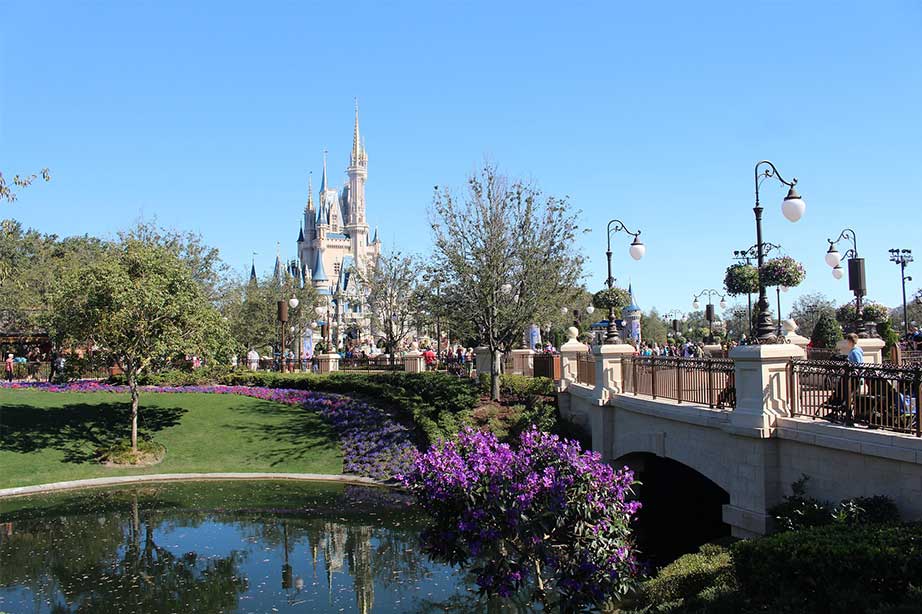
(229, 400, 341, 467)
(0, 401, 185, 463)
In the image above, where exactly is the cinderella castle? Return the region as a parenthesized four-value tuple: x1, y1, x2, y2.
(257, 103, 382, 344)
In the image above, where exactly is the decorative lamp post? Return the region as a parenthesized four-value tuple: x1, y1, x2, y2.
(751, 161, 805, 342)
(288, 297, 300, 370)
(692, 289, 727, 342)
(889, 249, 914, 336)
(825, 229, 868, 335)
(663, 309, 683, 338)
(276, 300, 289, 372)
(604, 219, 645, 344)
(732, 242, 781, 337)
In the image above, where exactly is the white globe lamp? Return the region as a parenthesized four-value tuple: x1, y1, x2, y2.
(832, 264, 844, 280)
(629, 237, 646, 261)
(781, 186, 806, 222)
(825, 245, 840, 268)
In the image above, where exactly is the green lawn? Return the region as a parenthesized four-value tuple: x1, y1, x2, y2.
(0, 389, 343, 489)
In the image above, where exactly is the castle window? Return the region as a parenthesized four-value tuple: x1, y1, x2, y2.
(334, 262, 341, 275)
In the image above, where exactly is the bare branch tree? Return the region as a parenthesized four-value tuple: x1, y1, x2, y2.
(430, 162, 585, 400)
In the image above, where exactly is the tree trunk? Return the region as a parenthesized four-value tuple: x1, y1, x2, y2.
(129, 371, 139, 453)
(491, 348, 502, 402)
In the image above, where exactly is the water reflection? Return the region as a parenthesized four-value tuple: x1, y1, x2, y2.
(0, 481, 524, 613)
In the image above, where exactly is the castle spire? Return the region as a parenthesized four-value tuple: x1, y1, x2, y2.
(320, 150, 328, 192)
(351, 98, 361, 166)
(273, 241, 282, 282)
(249, 252, 257, 284)
(306, 172, 314, 211)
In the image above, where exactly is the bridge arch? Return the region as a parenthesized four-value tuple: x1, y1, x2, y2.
(615, 451, 731, 566)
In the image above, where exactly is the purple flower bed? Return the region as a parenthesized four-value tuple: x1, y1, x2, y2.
(1, 381, 417, 481)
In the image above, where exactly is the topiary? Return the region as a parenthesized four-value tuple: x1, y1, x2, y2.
(723, 263, 760, 296)
(811, 312, 843, 349)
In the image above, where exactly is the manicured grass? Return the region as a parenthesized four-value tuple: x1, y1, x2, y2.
(0, 389, 343, 489)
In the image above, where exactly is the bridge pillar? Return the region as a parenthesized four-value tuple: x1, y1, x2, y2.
(558, 327, 589, 391)
(728, 343, 805, 436)
(587, 344, 636, 457)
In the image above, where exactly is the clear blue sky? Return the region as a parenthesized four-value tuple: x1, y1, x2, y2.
(2, 1, 920, 319)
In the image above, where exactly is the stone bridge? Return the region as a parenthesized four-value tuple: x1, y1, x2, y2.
(551, 338, 922, 539)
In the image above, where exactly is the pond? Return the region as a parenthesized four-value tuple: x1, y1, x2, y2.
(0, 481, 522, 613)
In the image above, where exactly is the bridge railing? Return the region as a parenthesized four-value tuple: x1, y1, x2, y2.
(623, 356, 736, 409)
(533, 354, 560, 380)
(575, 352, 596, 387)
(789, 359, 921, 436)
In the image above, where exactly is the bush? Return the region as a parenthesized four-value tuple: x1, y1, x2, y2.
(217, 370, 480, 445)
(634, 543, 736, 610)
(732, 522, 922, 614)
(769, 475, 833, 532)
(811, 313, 843, 349)
(833, 495, 901, 526)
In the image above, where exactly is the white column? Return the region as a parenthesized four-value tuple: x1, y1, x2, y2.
(317, 353, 340, 374)
(728, 343, 805, 435)
(404, 350, 425, 373)
(559, 326, 588, 390)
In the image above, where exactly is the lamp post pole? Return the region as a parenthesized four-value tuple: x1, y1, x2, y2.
(889, 249, 914, 336)
(752, 161, 805, 342)
(733, 242, 781, 338)
(825, 229, 866, 334)
(663, 309, 683, 338)
(692, 289, 727, 343)
(604, 219, 645, 344)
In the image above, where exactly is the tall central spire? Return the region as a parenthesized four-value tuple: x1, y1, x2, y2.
(351, 98, 361, 166)
(320, 149, 328, 192)
(306, 171, 314, 211)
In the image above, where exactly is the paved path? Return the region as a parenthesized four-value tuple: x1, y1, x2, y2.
(0, 472, 387, 499)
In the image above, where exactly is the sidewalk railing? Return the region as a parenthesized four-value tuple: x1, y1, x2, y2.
(340, 356, 403, 371)
(789, 359, 921, 436)
(4, 361, 112, 382)
(575, 353, 596, 387)
(623, 356, 736, 409)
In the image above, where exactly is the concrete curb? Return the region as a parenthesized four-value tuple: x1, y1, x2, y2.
(0, 473, 390, 499)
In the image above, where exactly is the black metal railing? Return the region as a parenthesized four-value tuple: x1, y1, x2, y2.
(533, 354, 560, 380)
(576, 353, 596, 387)
(806, 347, 842, 362)
(623, 356, 736, 409)
(789, 359, 921, 436)
(3, 360, 112, 382)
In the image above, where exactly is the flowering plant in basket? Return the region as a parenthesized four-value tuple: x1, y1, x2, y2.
(760, 256, 805, 288)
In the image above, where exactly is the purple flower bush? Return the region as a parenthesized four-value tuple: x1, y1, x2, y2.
(401, 426, 641, 610)
(0, 382, 416, 481)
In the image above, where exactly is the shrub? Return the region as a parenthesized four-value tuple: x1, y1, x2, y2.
(769, 475, 833, 532)
(634, 543, 736, 610)
(811, 313, 843, 349)
(732, 522, 922, 614)
(833, 495, 901, 526)
(403, 427, 641, 610)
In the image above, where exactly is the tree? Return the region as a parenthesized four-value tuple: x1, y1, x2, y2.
(47, 238, 230, 454)
(403, 428, 639, 610)
(724, 304, 750, 340)
(0, 168, 50, 203)
(355, 250, 420, 362)
(430, 163, 585, 400)
(811, 312, 843, 349)
(641, 308, 668, 345)
(789, 292, 836, 340)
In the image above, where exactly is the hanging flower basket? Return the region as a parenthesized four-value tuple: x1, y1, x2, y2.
(592, 287, 631, 313)
(760, 256, 805, 288)
(724, 264, 760, 296)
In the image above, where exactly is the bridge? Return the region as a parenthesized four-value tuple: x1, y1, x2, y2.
(539, 333, 922, 540)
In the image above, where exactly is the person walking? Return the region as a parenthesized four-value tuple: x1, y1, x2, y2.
(5, 353, 14, 382)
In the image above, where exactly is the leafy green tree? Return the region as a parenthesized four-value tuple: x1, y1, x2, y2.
(811, 312, 843, 349)
(641, 308, 668, 345)
(789, 292, 836, 340)
(430, 163, 585, 400)
(47, 238, 230, 453)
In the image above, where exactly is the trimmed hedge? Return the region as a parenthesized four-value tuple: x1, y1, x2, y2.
(111, 369, 481, 446)
(733, 523, 922, 614)
(633, 543, 737, 611)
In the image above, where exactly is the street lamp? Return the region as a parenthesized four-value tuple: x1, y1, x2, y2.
(663, 309, 683, 337)
(288, 297, 300, 370)
(825, 228, 868, 335)
(751, 161, 805, 342)
(733, 242, 781, 337)
(604, 219, 645, 344)
(889, 249, 914, 336)
(692, 289, 727, 342)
